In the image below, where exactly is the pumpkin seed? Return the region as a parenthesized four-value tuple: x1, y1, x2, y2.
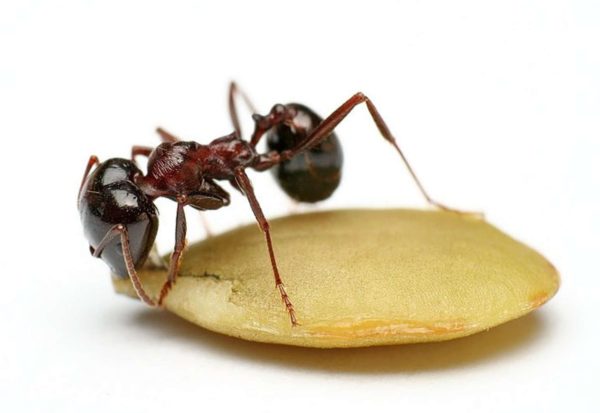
(113, 209, 559, 348)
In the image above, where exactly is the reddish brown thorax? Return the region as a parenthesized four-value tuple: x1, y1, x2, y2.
(200, 133, 258, 178)
(136, 133, 258, 199)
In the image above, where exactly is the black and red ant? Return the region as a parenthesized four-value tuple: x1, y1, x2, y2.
(78, 82, 463, 326)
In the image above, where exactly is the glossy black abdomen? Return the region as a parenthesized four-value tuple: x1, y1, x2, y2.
(78, 158, 158, 278)
(266, 103, 343, 203)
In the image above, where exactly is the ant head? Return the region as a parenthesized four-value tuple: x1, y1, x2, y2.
(79, 158, 159, 278)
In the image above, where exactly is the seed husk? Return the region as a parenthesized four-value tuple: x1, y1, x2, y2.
(113, 209, 559, 348)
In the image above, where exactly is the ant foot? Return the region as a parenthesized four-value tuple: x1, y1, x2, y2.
(157, 281, 173, 307)
(277, 284, 299, 327)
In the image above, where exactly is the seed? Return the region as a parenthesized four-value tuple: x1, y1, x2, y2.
(113, 209, 559, 348)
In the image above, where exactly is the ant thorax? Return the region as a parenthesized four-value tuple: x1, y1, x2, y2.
(202, 133, 258, 178)
(136, 134, 259, 199)
(137, 141, 206, 197)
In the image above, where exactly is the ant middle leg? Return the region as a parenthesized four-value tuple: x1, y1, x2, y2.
(157, 197, 188, 306)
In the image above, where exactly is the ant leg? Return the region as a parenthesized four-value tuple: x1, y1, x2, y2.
(157, 198, 187, 306)
(228, 81, 259, 138)
(131, 145, 154, 168)
(155, 127, 179, 143)
(78, 155, 99, 199)
(131, 145, 153, 160)
(91, 224, 157, 306)
(234, 169, 298, 326)
(249, 104, 296, 147)
(271, 93, 470, 214)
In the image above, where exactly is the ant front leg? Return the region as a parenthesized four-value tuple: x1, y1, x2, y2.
(91, 224, 157, 306)
(234, 169, 298, 326)
(157, 197, 188, 306)
(228, 81, 259, 139)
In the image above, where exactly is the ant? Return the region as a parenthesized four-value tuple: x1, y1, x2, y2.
(78, 82, 464, 326)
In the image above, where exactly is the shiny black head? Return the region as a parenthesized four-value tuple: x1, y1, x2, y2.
(78, 158, 158, 278)
(266, 103, 343, 203)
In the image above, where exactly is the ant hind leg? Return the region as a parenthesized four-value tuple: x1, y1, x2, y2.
(234, 169, 298, 326)
(278, 93, 480, 216)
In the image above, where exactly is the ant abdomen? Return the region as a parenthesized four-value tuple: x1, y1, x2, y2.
(266, 103, 343, 203)
(79, 158, 159, 278)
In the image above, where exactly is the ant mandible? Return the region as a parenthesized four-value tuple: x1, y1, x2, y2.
(78, 82, 462, 326)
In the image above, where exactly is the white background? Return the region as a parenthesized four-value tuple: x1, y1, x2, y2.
(1, 1, 598, 412)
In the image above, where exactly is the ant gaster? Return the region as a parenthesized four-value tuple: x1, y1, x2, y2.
(78, 82, 463, 326)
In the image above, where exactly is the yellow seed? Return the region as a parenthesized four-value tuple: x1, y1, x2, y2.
(113, 209, 559, 348)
